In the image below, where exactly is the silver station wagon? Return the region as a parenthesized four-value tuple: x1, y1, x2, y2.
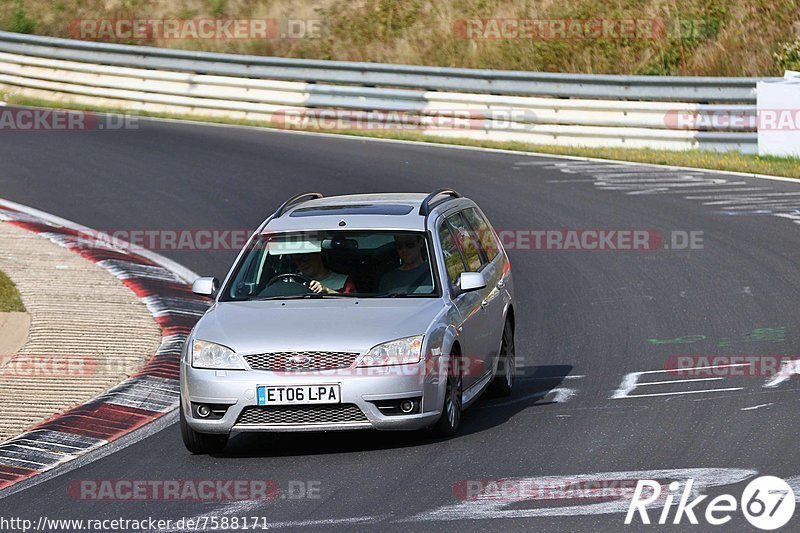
(180, 190, 516, 453)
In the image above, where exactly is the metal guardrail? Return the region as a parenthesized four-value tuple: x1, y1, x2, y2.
(0, 31, 762, 153)
(0, 31, 769, 103)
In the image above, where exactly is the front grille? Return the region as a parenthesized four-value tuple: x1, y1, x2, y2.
(242, 351, 359, 371)
(236, 404, 368, 426)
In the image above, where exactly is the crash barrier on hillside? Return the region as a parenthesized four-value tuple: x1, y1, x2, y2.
(0, 31, 778, 153)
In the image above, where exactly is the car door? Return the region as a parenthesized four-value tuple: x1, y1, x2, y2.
(437, 217, 486, 391)
(445, 210, 499, 382)
(461, 207, 507, 361)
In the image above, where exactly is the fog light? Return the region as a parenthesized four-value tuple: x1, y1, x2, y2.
(370, 397, 421, 416)
(196, 404, 211, 418)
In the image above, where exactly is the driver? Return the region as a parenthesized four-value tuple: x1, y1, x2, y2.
(292, 252, 354, 294)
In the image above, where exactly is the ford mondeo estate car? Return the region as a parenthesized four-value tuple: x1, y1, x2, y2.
(180, 190, 516, 453)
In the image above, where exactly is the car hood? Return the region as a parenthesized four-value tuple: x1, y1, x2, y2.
(192, 298, 445, 354)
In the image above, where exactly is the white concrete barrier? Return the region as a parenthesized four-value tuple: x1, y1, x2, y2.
(0, 33, 767, 154)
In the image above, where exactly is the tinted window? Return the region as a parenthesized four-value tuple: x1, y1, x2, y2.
(463, 207, 499, 261)
(446, 212, 483, 272)
(438, 222, 466, 285)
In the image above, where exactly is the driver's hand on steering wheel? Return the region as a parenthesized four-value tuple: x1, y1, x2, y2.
(309, 280, 336, 294)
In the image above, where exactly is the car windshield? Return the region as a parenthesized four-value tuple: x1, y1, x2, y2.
(220, 230, 438, 301)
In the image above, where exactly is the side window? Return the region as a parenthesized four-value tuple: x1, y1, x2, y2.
(438, 221, 466, 285)
(462, 208, 499, 261)
(446, 212, 484, 272)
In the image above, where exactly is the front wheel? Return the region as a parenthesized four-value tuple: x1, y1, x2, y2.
(180, 405, 229, 454)
(433, 354, 463, 437)
(489, 319, 514, 397)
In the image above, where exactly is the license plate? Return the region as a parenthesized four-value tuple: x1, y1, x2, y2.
(257, 384, 340, 405)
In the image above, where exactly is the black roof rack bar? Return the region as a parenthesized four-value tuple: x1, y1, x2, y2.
(419, 189, 462, 216)
(274, 192, 324, 218)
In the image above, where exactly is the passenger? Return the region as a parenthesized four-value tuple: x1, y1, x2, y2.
(292, 252, 355, 294)
(379, 235, 433, 294)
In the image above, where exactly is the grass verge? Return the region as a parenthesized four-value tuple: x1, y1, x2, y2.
(4, 92, 800, 180)
(0, 270, 25, 312)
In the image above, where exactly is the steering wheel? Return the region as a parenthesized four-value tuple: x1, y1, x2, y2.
(264, 273, 313, 289)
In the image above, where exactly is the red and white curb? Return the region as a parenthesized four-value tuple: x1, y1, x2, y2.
(0, 199, 207, 491)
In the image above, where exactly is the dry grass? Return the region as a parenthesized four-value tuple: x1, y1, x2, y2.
(1, 0, 798, 75)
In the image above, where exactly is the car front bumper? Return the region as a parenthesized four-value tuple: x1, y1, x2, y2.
(180, 360, 444, 434)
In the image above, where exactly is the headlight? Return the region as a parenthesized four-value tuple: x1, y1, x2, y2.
(192, 339, 246, 370)
(358, 335, 424, 367)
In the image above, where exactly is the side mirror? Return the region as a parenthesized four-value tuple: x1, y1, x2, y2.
(458, 272, 486, 292)
(192, 277, 219, 297)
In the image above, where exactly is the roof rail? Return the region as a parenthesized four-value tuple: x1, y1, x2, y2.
(274, 192, 324, 218)
(419, 189, 462, 216)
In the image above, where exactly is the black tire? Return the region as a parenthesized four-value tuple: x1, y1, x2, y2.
(489, 320, 514, 397)
(433, 352, 463, 437)
(180, 406, 229, 454)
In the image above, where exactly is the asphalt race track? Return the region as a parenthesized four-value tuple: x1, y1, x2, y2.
(1, 114, 800, 531)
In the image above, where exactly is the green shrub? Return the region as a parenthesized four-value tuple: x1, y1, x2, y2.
(10, 0, 35, 34)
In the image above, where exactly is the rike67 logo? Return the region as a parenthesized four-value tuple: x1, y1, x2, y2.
(626, 476, 795, 530)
